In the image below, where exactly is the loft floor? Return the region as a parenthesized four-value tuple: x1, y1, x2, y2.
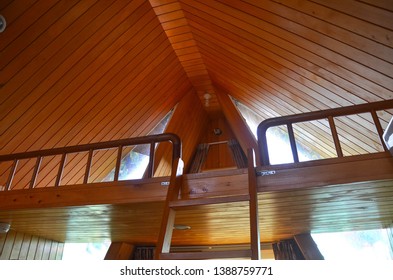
(0, 152, 392, 245)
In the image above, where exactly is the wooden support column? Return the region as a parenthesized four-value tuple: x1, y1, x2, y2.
(215, 87, 261, 165)
(104, 242, 135, 260)
(294, 233, 324, 260)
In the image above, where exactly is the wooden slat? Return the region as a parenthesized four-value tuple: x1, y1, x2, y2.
(104, 242, 135, 260)
(169, 194, 250, 208)
(294, 233, 325, 260)
(215, 87, 260, 165)
(160, 249, 251, 260)
(247, 148, 260, 260)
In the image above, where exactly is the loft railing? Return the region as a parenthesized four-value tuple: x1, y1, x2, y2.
(0, 133, 181, 191)
(257, 100, 393, 166)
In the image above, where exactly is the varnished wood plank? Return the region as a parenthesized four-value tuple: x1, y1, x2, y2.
(215, 87, 260, 165)
(294, 233, 325, 260)
(169, 195, 250, 208)
(0, 230, 16, 260)
(0, 178, 170, 210)
(105, 242, 135, 260)
(26, 236, 39, 260)
(18, 234, 32, 260)
(9, 231, 24, 260)
(160, 249, 251, 260)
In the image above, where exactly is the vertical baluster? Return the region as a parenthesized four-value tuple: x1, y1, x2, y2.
(55, 153, 67, 187)
(328, 116, 344, 157)
(287, 123, 299, 163)
(84, 149, 94, 184)
(5, 159, 18, 191)
(146, 141, 156, 178)
(30, 156, 42, 189)
(371, 110, 388, 151)
(114, 145, 123, 181)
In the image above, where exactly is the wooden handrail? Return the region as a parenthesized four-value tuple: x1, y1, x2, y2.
(0, 133, 181, 191)
(257, 100, 393, 166)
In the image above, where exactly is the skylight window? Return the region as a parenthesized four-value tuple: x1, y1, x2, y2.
(102, 109, 174, 182)
(231, 97, 316, 164)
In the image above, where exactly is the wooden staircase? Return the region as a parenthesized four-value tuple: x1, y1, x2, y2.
(155, 148, 261, 260)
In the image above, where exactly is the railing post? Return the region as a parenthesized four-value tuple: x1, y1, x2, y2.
(147, 141, 156, 178)
(371, 110, 388, 151)
(84, 149, 94, 184)
(55, 153, 67, 187)
(328, 116, 344, 157)
(5, 159, 18, 191)
(287, 123, 299, 163)
(114, 145, 123, 181)
(30, 156, 42, 189)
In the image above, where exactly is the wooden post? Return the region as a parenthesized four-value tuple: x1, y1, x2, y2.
(248, 148, 261, 260)
(104, 242, 135, 260)
(294, 233, 324, 260)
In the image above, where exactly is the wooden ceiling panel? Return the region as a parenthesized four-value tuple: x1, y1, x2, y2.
(1, 0, 191, 157)
(1, 0, 393, 246)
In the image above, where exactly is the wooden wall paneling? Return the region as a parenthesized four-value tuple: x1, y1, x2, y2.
(41, 239, 52, 260)
(104, 242, 135, 260)
(55, 243, 64, 260)
(0, 232, 6, 255)
(154, 90, 209, 176)
(9, 231, 24, 260)
(0, 230, 16, 260)
(215, 87, 260, 165)
(34, 237, 46, 260)
(201, 114, 237, 170)
(26, 236, 39, 260)
(18, 234, 32, 260)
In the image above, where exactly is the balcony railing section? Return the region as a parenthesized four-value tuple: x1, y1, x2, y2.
(257, 100, 393, 166)
(0, 133, 181, 191)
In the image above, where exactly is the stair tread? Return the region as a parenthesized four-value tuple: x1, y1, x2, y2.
(169, 194, 250, 208)
(160, 249, 252, 260)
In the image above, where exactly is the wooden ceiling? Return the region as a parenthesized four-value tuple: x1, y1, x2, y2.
(1, 0, 393, 245)
(1, 0, 393, 157)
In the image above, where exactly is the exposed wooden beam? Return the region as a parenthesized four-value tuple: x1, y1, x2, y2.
(215, 86, 261, 165)
(104, 242, 135, 260)
(294, 233, 324, 260)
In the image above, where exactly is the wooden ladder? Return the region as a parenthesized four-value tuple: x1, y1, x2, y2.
(155, 148, 261, 260)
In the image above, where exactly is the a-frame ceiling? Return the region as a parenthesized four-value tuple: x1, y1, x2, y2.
(1, 0, 393, 158)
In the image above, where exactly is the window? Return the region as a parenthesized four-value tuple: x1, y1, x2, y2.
(312, 229, 393, 260)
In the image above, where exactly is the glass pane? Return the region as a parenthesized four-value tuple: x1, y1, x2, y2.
(312, 229, 392, 260)
(118, 144, 150, 180)
(266, 126, 294, 164)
